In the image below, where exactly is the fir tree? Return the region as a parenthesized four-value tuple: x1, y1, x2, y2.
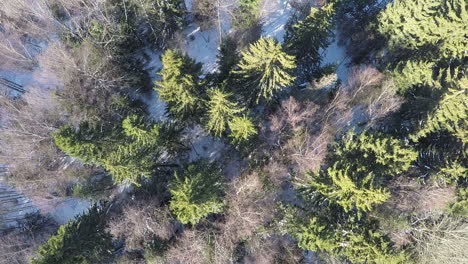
(205, 89, 244, 137)
(411, 88, 468, 145)
(229, 115, 257, 143)
(378, 0, 467, 60)
(284, 3, 335, 79)
(300, 131, 417, 213)
(378, 0, 467, 93)
(283, 207, 408, 264)
(155, 49, 203, 120)
(54, 115, 181, 186)
(232, 0, 261, 29)
(307, 164, 390, 213)
(234, 37, 296, 103)
(169, 161, 224, 225)
(217, 36, 240, 82)
(31, 203, 113, 264)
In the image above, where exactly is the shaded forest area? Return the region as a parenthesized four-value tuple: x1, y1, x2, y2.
(0, 0, 467, 263)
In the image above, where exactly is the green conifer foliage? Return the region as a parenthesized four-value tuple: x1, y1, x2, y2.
(155, 49, 203, 119)
(378, 0, 467, 60)
(307, 164, 390, 213)
(449, 188, 468, 216)
(378, 0, 467, 93)
(233, 0, 261, 29)
(229, 115, 257, 142)
(302, 131, 417, 213)
(438, 162, 468, 184)
(284, 3, 335, 78)
(54, 115, 180, 186)
(169, 161, 224, 225)
(234, 37, 296, 103)
(31, 203, 113, 264)
(411, 89, 468, 144)
(205, 89, 244, 137)
(393, 60, 438, 92)
(217, 36, 240, 82)
(330, 131, 418, 177)
(283, 208, 408, 264)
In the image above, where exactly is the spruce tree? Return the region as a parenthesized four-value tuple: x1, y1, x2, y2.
(155, 49, 203, 120)
(232, 0, 261, 29)
(378, 0, 467, 93)
(205, 89, 244, 137)
(378, 0, 467, 60)
(229, 115, 257, 143)
(300, 131, 417, 213)
(307, 164, 390, 213)
(54, 115, 181, 186)
(411, 88, 468, 145)
(217, 36, 240, 82)
(283, 207, 408, 264)
(31, 203, 113, 264)
(169, 161, 224, 225)
(234, 37, 296, 103)
(284, 3, 335, 79)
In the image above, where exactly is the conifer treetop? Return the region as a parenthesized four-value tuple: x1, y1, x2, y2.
(236, 37, 296, 103)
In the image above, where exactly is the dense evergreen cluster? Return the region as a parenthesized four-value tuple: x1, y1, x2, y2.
(31, 203, 113, 264)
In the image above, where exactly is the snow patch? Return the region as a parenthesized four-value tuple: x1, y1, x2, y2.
(184, 25, 221, 74)
(261, 0, 294, 43)
(184, 0, 193, 12)
(50, 198, 91, 225)
(187, 125, 227, 162)
(321, 31, 350, 82)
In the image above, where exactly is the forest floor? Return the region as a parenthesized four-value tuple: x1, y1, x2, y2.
(0, 0, 350, 231)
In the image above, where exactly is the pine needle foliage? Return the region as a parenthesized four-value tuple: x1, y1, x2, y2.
(229, 115, 257, 143)
(169, 161, 224, 225)
(301, 131, 417, 213)
(329, 130, 418, 177)
(378, 0, 467, 60)
(307, 164, 390, 213)
(31, 203, 113, 264)
(234, 37, 296, 103)
(155, 49, 203, 120)
(54, 115, 181, 186)
(411, 88, 468, 145)
(284, 3, 335, 79)
(282, 207, 409, 264)
(205, 89, 244, 137)
(378, 0, 467, 93)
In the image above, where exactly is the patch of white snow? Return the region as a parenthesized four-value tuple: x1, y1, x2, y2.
(321, 31, 350, 82)
(184, 25, 221, 73)
(261, 0, 294, 43)
(50, 198, 91, 225)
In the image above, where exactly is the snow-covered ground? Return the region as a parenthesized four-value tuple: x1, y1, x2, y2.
(184, 26, 222, 73)
(0, 184, 39, 231)
(321, 31, 350, 82)
(49, 198, 92, 225)
(261, 0, 295, 42)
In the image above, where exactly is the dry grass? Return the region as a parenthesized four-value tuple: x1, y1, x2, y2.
(108, 199, 175, 251)
(386, 178, 457, 215)
(0, 85, 81, 197)
(0, 218, 56, 264)
(242, 235, 303, 264)
(411, 215, 468, 264)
